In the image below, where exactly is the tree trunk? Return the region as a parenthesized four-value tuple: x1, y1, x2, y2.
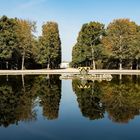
(6, 61, 8, 69)
(22, 74, 25, 92)
(91, 46, 96, 69)
(6, 75, 9, 82)
(47, 57, 50, 69)
(119, 59, 122, 70)
(130, 60, 133, 70)
(119, 36, 122, 70)
(22, 51, 25, 70)
(46, 74, 50, 79)
(119, 74, 122, 81)
(93, 59, 96, 70)
(136, 59, 139, 70)
(47, 63, 50, 69)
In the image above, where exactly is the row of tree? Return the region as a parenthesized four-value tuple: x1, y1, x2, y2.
(0, 16, 61, 70)
(1, 16, 140, 70)
(71, 19, 140, 69)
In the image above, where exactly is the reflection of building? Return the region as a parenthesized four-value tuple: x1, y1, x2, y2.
(60, 61, 70, 69)
(77, 80, 91, 89)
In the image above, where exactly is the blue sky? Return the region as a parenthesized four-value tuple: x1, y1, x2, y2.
(0, 0, 140, 61)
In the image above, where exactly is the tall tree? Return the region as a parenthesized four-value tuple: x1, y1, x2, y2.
(0, 16, 17, 69)
(72, 22, 105, 69)
(102, 19, 138, 70)
(15, 19, 36, 70)
(130, 25, 140, 69)
(37, 22, 61, 69)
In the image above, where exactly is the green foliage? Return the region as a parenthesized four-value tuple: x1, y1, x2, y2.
(0, 16, 37, 69)
(72, 19, 140, 69)
(1, 15, 140, 70)
(102, 19, 140, 69)
(0, 16, 17, 59)
(72, 21, 105, 68)
(15, 19, 36, 70)
(0, 15, 62, 70)
(36, 22, 61, 69)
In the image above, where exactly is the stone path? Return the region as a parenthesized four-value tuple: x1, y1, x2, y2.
(0, 68, 139, 75)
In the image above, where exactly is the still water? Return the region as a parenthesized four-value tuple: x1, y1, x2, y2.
(0, 74, 140, 140)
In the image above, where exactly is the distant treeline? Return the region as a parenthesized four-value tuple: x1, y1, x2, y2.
(0, 16, 61, 70)
(71, 19, 140, 69)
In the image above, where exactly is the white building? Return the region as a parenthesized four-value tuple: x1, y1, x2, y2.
(60, 61, 70, 69)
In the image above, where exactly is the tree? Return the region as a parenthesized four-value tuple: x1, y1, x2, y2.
(0, 16, 18, 69)
(37, 22, 61, 69)
(15, 19, 36, 70)
(130, 25, 140, 69)
(102, 19, 138, 70)
(72, 22, 105, 69)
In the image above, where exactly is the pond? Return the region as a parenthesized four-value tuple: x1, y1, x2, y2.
(0, 74, 140, 140)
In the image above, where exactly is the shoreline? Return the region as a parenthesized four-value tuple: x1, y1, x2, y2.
(0, 68, 139, 75)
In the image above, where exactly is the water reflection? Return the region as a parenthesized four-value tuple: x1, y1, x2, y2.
(1, 74, 140, 128)
(72, 75, 140, 123)
(33, 75, 61, 120)
(72, 80, 105, 120)
(102, 75, 140, 123)
(0, 75, 36, 127)
(0, 75, 61, 127)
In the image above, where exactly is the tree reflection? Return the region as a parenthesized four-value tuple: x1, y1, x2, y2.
(102, 75, 140, 123)
(0, 75, 62, 127)
(72, 75, 140, 123)
(72, 79, 105, 120)
(0, 75, 36, 127)
(33, 75, 61, 120)
(1, 74, 140, 126)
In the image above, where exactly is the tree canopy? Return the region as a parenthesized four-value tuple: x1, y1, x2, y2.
(36, 22, 61, 69)
(102, 19, 139, 69)
(0, 15, 140, 70)
(0, 16, 17, 65)
(0, 16, 62, 70)
(72, 19, 140, 70)
(72, 22, 105, 69)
